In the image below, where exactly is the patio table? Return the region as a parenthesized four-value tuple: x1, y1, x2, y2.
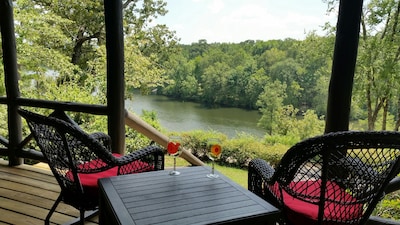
(98, 166, 280, 225)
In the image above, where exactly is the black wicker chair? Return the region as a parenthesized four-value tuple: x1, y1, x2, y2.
(248, 131, 400, 225)
(19, 109, 165, 225)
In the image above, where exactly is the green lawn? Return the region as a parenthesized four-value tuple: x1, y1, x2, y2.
(210, 163, 248, 188)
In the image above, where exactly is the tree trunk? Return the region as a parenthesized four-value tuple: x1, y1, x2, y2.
(71, 28, 85, 65)
(382, 98, 388, 130)
(71, 28, 101, 65)
(367, 81, 375, 130)
(395, 97, 400, 131)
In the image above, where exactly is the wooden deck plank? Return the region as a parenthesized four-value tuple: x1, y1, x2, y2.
(0, 196, 74, 224)
(0, 164, 56, 184)
(0, 160, 99, 225)
(0, 179, 60, 201)
(0, 186, 75, 216)
(0, 208, 44, 225)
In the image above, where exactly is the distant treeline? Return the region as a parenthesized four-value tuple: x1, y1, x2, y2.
(160, 37, 334, 116)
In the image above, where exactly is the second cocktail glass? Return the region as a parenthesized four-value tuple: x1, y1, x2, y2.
(206, 138, 222, 178)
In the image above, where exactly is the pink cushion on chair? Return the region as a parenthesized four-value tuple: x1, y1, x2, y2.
(273, 180, 363, 225)
(67, 153, 153, 199)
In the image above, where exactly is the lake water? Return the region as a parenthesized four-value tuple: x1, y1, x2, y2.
(125, 94, 266, 138)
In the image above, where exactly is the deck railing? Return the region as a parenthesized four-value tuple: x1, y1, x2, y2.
(124, 109, 204, 166)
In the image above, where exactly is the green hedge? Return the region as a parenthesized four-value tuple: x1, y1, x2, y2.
(175, 130, 289, 169)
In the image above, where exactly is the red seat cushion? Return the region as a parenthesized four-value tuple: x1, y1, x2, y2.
(66, 153, 153, 199)
(272, 180, 363, 225)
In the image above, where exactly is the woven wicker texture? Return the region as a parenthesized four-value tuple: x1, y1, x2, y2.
(19, 109, 164, 224)
(248, 131, 400, 225)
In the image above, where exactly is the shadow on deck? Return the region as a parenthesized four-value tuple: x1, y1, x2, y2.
(0, 159, 99, 225)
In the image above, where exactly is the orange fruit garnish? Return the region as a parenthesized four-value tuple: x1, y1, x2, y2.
(210, 144, 222, 158)
(167, 141, 180, 155)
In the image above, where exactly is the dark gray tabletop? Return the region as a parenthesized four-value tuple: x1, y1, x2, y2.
(99, 166, 280, 225)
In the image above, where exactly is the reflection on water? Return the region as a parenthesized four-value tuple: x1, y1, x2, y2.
(126, 94, 266, 138)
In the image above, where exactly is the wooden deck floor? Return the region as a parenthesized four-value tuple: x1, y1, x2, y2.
(0, 159, 99, 225)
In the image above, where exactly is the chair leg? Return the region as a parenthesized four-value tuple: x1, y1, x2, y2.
(62, 209, 99, 225)
(80, 210, 85, 225)
(46, 194, 62, 225)
(48, 195, 98, 225)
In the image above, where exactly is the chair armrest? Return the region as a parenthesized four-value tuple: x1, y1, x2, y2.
(248, 159, 278, 204)
(90, 132, 112, 152)
(249, 158, 275, 181)
(116, 145, 165, 174)
(385, 177, 400, 194)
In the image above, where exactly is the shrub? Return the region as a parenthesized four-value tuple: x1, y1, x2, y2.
(373, 191, 400, 220)
(254, 143, 289, 167)
(177, 130, 227, 161)
(177, 130, 289, 168)
(263, 134, 299, 146)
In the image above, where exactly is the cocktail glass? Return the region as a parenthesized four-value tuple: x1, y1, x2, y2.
(167, 136, 182, 175)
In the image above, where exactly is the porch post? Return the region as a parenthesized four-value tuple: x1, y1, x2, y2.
(325, 0, 364, 133)
(0, 0, 23, 165)
(104, 0, 125, 154)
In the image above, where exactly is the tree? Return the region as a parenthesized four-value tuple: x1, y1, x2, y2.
(355, 0, 400, 130)
(295, 33, 334, 115)
(274, 105, 299, 136)
(257, 48, 287, 74)
(185, 39, 209, 59)
(268, 58, 305, 110)
(15, 0, 84, 98)
(256, 80, 287, 135)
(162, 54, 198, 100)
(244, 69, 268, 109)
(293, 110, 325, 139)
(201, 62, 231, 106)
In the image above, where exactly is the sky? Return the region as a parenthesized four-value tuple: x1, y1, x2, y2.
(154, 0, 337, 44)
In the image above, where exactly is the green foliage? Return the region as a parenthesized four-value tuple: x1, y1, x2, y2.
(13, 0, 177, 105)
(373, 191, 400, 220)
(274, 105, 299, 136)
(125, 110, 164, 152)
(164, 36, 333, 117)
(0, 59, 5, 96)
(0, 106, 8, 140)
(354, 0, 400, 130)
(261, 110, 325, 146)
(263, 134, 300, 146)
(176, 130, 227, 160)
(177, 130, 288, 168)
(221, 134, 266, 168)
(162, 54, 197, 99)
(256, 80, 287, 134)
(293, 110, 325, 139)
(162, 36, 334, 135)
